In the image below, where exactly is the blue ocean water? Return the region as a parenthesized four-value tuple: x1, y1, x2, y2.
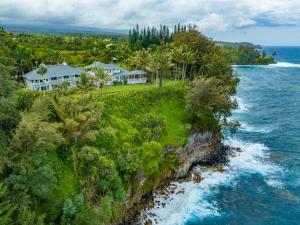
(143, 47, 300, 225)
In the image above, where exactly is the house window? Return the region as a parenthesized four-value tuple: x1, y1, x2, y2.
(64, 76, 69, 79)
(51, 77, 57, 81)
(75, 74, 79, 78)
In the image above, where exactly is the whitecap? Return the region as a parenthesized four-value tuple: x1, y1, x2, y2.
(232, 96, 250, 113)
(239, 121, 273, 133)
(140, 138, 283, 225)
(266, 62, 300, 68)
(232, 62, 300, 68)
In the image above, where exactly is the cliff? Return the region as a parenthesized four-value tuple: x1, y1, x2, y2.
(123, 131, 223, 224)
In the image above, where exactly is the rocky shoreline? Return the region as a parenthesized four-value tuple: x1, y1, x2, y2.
(122, 132, 235, 225)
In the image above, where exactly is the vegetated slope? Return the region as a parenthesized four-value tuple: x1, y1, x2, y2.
(32, 84, 190, 224)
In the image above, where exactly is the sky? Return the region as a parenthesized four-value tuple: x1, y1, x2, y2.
(1, 0, 300, 45)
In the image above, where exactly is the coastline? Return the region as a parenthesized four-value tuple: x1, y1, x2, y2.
(122, 132, 233, 225)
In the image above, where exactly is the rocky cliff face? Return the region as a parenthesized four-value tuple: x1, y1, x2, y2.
(167, 132, 222, 178)
(122, 131, 222, 224)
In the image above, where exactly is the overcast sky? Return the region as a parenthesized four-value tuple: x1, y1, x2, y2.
(1, 0, 300, 45)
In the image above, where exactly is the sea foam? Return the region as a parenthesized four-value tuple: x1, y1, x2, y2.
(267, 62, 300, 68)
(140, 138, 283, 225)
(239, 121, 274, 133)
(232, 96, 250, 113)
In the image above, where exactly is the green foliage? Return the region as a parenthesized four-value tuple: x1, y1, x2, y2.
(185, 77, 237, 131)
(142, 113, 166, 141)
(0, 26, 240, 225)
(76, 73, 95, 91)
(137, 141, 163, 177)
(223, 44, 275, 65)
(0, 183, 16, 225)
(37, 64, 47, 76)
(61, 193, 84, 225)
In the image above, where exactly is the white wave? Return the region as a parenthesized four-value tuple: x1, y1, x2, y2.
(267, 62, 300, 68)
(232, 96, 250, 113)
(239, 121, 273, 133)
(140, 138, 283, 225)
(232, 62, 300, 68)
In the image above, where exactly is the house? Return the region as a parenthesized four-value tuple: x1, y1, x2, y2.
(86, 61, 147, 85)
(23, 64, 85, 91)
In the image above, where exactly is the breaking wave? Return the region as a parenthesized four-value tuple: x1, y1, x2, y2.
(232, 96, 250, 113)
(140, 138, 283, 225)
(267, 62, 300, 68)
(239, 121, 274, 133)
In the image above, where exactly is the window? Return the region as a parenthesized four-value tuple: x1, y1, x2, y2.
(64, 76, 69, 79)
(51, 77, 57, 81)
(75, 74, 79, 78)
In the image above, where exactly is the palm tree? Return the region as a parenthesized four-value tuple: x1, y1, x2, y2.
(145, 54, 160, 86)
(76, 73, 95, 92)
(130, 48, 149, 69)
(50, 95, 101, 175)
(93, 67, 112, 93)
(171, 46, 184, 81)
(180, 47, 196, 81)
(156, 49, 173, 87)
(37, 63, 47, 91)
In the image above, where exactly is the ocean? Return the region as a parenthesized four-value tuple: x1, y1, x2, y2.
(142, 47, 300, 225)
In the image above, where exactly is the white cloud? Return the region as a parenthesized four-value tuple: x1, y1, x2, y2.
(0, 0, 300, 31)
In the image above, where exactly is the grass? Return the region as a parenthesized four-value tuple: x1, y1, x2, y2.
(158, 98, 189, 147)
(91, 79, 183, 94)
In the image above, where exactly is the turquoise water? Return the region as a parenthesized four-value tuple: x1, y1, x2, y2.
(143, 47, 300, 225)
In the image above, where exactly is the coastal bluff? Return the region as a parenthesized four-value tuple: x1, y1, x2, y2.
(124, 131, 224, 224)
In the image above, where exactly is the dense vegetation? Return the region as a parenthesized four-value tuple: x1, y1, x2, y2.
(0, 25, 238, 225)
(221, 42, 275, 65)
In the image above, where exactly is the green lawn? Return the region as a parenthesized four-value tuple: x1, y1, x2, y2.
(158, 97, 189, 147)
(91, 80, 183, 94)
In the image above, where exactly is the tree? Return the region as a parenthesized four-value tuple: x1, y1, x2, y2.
(185, 77, 237, 131)
(171, 46, 184, 80)
(50, 94, 102, 174)
(145, 53, 160, 85)
(180, 46, 196, 80)
(129, 48, 149, 70)
(76, 73, 95, 91)
(37, 64, 47, 91)
(156, 48, 173, 87)
(0, 183, 16, 225)
(93, 67, 112, 93)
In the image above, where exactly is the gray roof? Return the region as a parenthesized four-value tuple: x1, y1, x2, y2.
(86, 61, 147, 76)
(23, 64, 85, 80)
(86, 61, 125, 71)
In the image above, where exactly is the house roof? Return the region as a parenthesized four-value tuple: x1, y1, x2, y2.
(86, 61, 147, 77)
(86, 61, 125, 71)
(23, 64, 85, 80)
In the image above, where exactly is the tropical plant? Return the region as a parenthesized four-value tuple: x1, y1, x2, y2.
(76, 73, 95, 91)
(50, 94, 102, 174)
(37, 63, 47, 90)
(93, 67, 112, 93)
(180, 46, 196, 80)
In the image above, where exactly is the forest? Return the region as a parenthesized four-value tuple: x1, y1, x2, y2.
(0, 24, 240, 225)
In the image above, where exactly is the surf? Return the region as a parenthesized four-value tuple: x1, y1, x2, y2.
(139, 138, 283, 225)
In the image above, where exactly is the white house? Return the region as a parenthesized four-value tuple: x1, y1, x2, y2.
(86, 61, 147, 85)
(23, 64, 85, 91)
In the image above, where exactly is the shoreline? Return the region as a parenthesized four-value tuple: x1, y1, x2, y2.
(123, 143, 233, 225)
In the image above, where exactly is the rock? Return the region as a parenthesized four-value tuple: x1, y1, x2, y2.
(192, 172, 202, 183)
(167, 132, 222, 178)
(144, 219, 152, 225)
